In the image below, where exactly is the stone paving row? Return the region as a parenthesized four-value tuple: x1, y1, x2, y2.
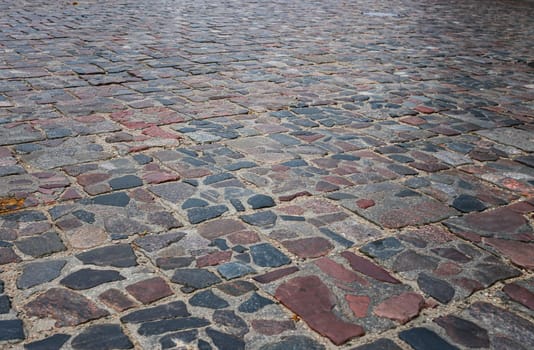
(0, 0, 533, 349)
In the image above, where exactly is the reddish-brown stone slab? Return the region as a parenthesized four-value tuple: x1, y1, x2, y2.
(315, 257, 368, 285)
(126, 277, 173, 304)
(99, 289, 138, 311)
(282, 237, 334, 258)
(196, 251, 232, 267)
(484, 238, 534, 269)
(373, 292, 425, 324)
(197, 219, 247, 240)
(24, 288, 109, 327)
(503, 283, 534, 310)
(341, 252, 400, 284)
(345, 295, 371, 318)
(251, 319, 296, 335)
(253, 266, 299, 284)
(275, 275, 364, 345)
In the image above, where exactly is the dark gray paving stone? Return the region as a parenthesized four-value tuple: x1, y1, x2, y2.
(213, 310, 249, 337)
(188, 205, 229, 224)
(15, 232, 66, 258)
(171, 268, 222, 293)
(452, 194, 487, 213)
(0, 319, 25, 341)
(17, 260, 66, 289)
(134, 232, 186, 253)
(0, 295, 10, 313)
(24, 334, 71, 350)
(189, 290, 229, 309)
(60, 269, 125, 290)
(206, 327, 245, 350)
(217, 262, 255, 280)
(417, 273, 455, 304)
(238, 292, 274, 313)
(160, 330, 198, 349)
(108, 175, 143, 190)
(399, 327, 459, 350)
(259, 335, 325, 350)
(138, 317, 210, 336)
(72, 210, 95, 224)
(121, 301, 190, 323)
(92, 192, 130, 207)
(239, 211, 277, 228)
(182, 198, 209, 209)
(434, 315, 490, 348)
(75, 244, 137, 267)
(360, 237, 404, 259)
(198, 339, 213, 350)
(250, 243, 291, 267)
(247, 194, 275, 209)
(351, 338, 402, 350)
(71, 324, 133, 350)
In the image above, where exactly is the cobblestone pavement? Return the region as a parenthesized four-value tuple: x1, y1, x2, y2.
(0, 0, 533, 349)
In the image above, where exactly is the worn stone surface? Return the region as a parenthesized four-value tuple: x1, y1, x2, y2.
(1, 0, 533, 348)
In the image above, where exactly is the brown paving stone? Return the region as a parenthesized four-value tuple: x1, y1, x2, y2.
(196, 251, 232, 267)
(373, 292, 425, 324)
(503, 283, 534, 311)
(125, 277, 173, 304)
(99, 289, 138, 312)
(282, 237, 334, 259)
(345, 295, 371, 318)
(251, 320, 296, 335)
(24, 288, 109, 327)
(341, 252, 400, 284)
(275, 275, 365, 345)
(253, 266, 299, 284)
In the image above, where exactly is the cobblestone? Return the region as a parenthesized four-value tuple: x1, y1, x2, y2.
(0, 0, 533, 348)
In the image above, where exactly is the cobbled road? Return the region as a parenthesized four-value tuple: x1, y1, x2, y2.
(0, 0, 533, 349)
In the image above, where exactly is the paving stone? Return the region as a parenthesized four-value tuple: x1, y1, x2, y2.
(282, 237, 334, 258)
(351, 339, 402, 350)
(213, 310, 249, 336)
(17, 260, 66, 289)
(0, 319, 25, 341)
(60, 268, 125, 290)
(189, 290, 229, 309)
(171, 269, 222, 293)
(216, 280, 258, 296)
(275, 275, 364, 345)
(373, 292, 425, 324)
(434, 315, 490, 348)
(217, 261, 255, 280)
(137, 317, 210, 336)
(24, 288, 109, 327)
(24, 334, 71, 350)
(238, 292, 274, 313)
(259, 336, 325, 350)
(99, 289, 137, 312)
(126, 277, 173, 304)
(251, 319, 296, 336)
(399, 327, 459, 350)
(503, 282, 534, 311)
(75, 244, 137, 267)
(240, 210, 277, 228)
(71, 324, 133, 350)
(188, 205, 229, 224)
(250, 243, 291, 267)
(206, 327, 245, 350)
(247, 194, 276, 209)
(14, 231, 66, 257)
(341, 251, 399, 284)
(121, 301, 190, 323)
(0, 295, 10, 314)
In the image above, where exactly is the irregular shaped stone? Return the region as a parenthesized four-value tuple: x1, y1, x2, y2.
(247, 194, 275, 209)
(417, 273, 455, 303)
(99, 289, 137, 312)
(0, 247, 21, 265)
(149, 182, 196, 203)
(452, 194, 487, 213)
(134, 231, 185, 252)
(0, 295, 9, 314)
(238, 292, 274, 313)
(250, 243, 291, 267)
(251, 320, 296, 336)
(138, 317, 210, 336)
(15, 231, 65, 257)
(188, 205, 229, 224)
(60, 269, 124, 290)
(0, 319, 24, 341)
(189, 290, 229, 309)
(259, 335, 325, 350)
(435, 315, 490, 348)
(71, 324, 133, 350)
(275, 275, 364, 345)
(373, 292, 424, 324)
(399, 327, 459, 350)
(341, 251, 399, 284)
(239, 211, 277, 228)
(92, 192, 130, 207)
(125, 277, 173, 304)
(121, 301, 190, 323)
(393, 250, 439, 271)
(17, 260, 66, 289)
(24, 288, 109, 327)
(108, 175, 143, 190)
(24, 334, 71, 350)
(217, 280, 257, 296)
(282, 237, 334, 258)
(76, 244, 137, 267)
(206, 328, 245, 350)
(253, 266, 299, 283)
(197, 219, 247, 240)
(360, 237, 404, 259)
(217, 262, 255, 280)
(484, 238, 534, 269)
(213, 310, 249, 336)
(171, 269, 222, 293)
(351, 338, 402, 350)
(315, 257, 366, 284)
(197, 251, 232, 268)
(503, 283, 534, 310)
